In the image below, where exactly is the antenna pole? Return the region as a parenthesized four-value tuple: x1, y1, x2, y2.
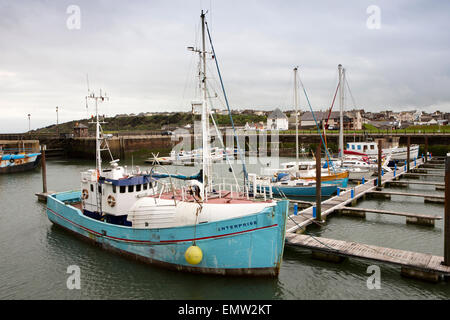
(201, 10, 209, 194)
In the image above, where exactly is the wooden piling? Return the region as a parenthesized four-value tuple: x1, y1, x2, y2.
(35, 144, 55, 203)
(41, 145, 47, 194)
(315, 142, 322, 221)
(407, 136, 411, 172)
(444, 153, 450, 266)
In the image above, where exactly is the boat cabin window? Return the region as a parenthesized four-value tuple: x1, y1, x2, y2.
(352, 145, 355, 150)
(120, 186, 126, 193)
(357, 145, 361, 150)
(370, 145, 375, 150)
(363, 145, 367, 151)
(136, 184, 141, 192)
(90, 184, 94, 192)
(98, 185, 102, 194)
(128, 185, 134, 193)
(299, 165, 308, 170)
(112, 185, 116, 193)
(143, 183, 148, 190)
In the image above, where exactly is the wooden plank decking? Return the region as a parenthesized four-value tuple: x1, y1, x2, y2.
(386, 180, 444, 187)
(286, 158, 425, 233)
(367, 190, 445, 200)
(284, 156, 450, 281)
(285, 233, 450, 278)
(338, 206, 442, 220)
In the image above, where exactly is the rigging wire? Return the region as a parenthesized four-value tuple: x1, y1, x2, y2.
(205, 85, 240, 189)
(345, 73, 358, 110)
(204, 20, 249, 189)
(297, 75, 336, 174)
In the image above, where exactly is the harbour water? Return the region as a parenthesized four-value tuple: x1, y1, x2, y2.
(0, 156, 449, 300)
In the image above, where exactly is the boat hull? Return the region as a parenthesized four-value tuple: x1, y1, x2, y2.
(299, 175, 349, 188)
(0, 153, 41, 174)
(347, 170, 374, 181)
(46, 191, 289, 276)
(388, 145, 420, 161)
(301, 171, 349, 184)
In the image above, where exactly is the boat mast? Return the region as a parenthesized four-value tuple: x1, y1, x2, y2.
(200, 10, 209, 194)
(95, 94, 102, 174)
(338, 64, 344, 161)
(294, 66, 299, 169)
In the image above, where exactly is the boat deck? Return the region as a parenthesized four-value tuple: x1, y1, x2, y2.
(155, 190, 273, 204)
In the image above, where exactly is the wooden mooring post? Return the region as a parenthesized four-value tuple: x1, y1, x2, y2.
(407, 136, 411, 172)
(315, 142, 322, 221)
(444, 153, 450, 266)
(377, 140, 382, 189)
(41, 145, 47, 194)
(35, 144, 54, 203)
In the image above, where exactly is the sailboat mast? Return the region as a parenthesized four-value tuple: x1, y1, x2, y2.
(338, 64, 344, 160)
(95, 95, 102, 174)
(294, 66, 299, 169)
(200, 10, 209, 192)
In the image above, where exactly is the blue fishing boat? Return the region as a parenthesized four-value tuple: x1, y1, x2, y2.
(0, 152, 41, 174)
(47, 190, 288, 276)
(46, 11, 289, 277)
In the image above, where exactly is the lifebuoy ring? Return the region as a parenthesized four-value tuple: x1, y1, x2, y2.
(107, 195, 116, 207)
(82, 189, 89, 200)
(9, 158, 14, 163)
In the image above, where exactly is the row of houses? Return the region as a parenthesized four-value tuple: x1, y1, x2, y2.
(111, 107, 448, 132)
(364, 109, 449, 129)
(245, 108, 363, 131)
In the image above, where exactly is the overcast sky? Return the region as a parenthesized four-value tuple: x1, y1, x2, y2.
(1, 0, 449, 133)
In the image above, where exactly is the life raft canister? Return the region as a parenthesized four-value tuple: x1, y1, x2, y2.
(81, 189, 89, 200)
(107, 195, 116, 207)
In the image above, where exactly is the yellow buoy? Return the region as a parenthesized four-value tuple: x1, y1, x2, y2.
(185, 245, 203, 265)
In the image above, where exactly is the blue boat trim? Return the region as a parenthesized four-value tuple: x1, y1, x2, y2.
(0, 153, 41, 160)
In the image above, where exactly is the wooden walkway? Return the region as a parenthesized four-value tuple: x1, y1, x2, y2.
(284, 156, 450, 282)
(386, 180, 444, 187)
(285, 157, 425, 233)
(402, 173, 444, 179)
(367, 190, 445, 202)
(338, 206, 442, 220)
(285, 233, 450, 280)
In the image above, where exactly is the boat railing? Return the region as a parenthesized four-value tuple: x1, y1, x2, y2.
(248, 173, 273, 200)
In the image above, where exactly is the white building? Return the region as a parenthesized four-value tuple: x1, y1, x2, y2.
(267, 108, 289, 130)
